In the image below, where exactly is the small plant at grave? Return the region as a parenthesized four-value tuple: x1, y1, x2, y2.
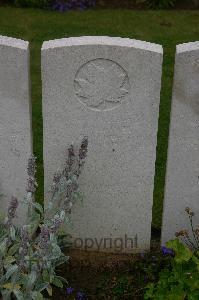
(66, 287, 86, 299)
(70, 250, 173, 299)
(0, 137, 88, 300)
(145, 208, 199, 300)
(51, 0, 96, 12)
(175, 207, 199, 251)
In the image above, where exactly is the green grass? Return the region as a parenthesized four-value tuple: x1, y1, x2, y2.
(0, 7, 198, 228)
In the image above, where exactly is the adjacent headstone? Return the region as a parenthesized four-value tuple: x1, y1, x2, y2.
(0, 36, 32, 224)
(162, 42, 199, 245)
(42, 36, 163, 252)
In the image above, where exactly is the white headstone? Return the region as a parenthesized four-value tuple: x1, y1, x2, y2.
(42, 36, 163, 252)
(0, 36, 32, 224)
(162, 42, 199, 245)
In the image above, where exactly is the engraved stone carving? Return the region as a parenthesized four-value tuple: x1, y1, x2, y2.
(74, 58, 130, 111)
(42, 36, 163, 252)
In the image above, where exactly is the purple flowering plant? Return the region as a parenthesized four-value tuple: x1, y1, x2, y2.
(0, 137, 88, 300)
(51, 0, 96, 12)
(145, 208, 199, 299)
(13, 0, 96, 11)
(161, 246, 174, 256)
(66, 287, 86, 299)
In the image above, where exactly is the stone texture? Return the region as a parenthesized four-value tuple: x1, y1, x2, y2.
(162, 42, 199, 245)
(42, 36, 163, 252)
(0, 36, 32, 224)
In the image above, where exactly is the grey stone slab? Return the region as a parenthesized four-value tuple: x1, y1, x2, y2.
(42, 36, 163, 252)
(0, 36, 32, 224)
(162, 42, 199, 245)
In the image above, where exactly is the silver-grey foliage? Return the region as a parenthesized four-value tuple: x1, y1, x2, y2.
(0, 137, 88, 300)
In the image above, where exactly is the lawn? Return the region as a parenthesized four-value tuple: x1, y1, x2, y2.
(0, 7, 199, 228)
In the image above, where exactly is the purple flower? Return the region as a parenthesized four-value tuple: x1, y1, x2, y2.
(66, 287, 74, 295)
(161, 246, 174, 256)
(50, 213, 64, 233)
(79, 137, 88, 160)
(27, 155, 36, 177)
(38, 225, 50, 250)
(51, 171, 61, 193)
(68, 144, 75, 170)
(26, 155, 37, 193)
(140, 252, 145, 258)
(19, 226, 30, 269)
(51, 0, 96, 12)
(76, 291, 86, 300)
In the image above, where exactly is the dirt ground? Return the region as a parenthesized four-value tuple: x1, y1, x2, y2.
(52, 234, 161, 299)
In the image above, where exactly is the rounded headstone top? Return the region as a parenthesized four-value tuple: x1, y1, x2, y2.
(42, 36, 163, 54)
(177, 42, 199, 54)
(0, 35, 28, 50)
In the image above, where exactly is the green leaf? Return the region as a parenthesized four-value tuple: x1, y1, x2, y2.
(10, 225, 16, 240)
(47, 285, 52, 297)
(31, 291, 44, 300)
(5, 264, 18, 280)
(192, 255, 199, 271)
(1, 289, 12, 300)
(4, 255, 16, 266)
(27, 270, 37, 288)
(188, 290, 199, 300)
(28, 212, 41, 237)
(42, 270, 50, 282)
(167, 290, 185, 300)
(166, 239, 192, 263)
(144, 283, 155, 299)
(51, 243, 62, 259)
(35, 282, 49, 293)
(0, 239, 7, 256)
(8, 242, 20, 256)
(32, 202, 44, 215)
(54, 275, 68, 284)
(54, 255, 69, 267)
(13, 289, 24, 300)
(2, 283, 21, 290)
(52, 276, 63, 288)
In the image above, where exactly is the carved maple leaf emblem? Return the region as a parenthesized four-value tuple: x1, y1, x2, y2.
(74, 59, 129, 111)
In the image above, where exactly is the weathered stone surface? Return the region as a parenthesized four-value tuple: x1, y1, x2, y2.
(42, 36, 163, 252)
(162, 42, 199, 245)
(0, 36, 32, 224)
